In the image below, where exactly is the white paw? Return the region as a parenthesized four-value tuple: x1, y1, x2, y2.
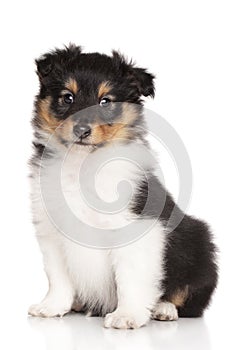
(104, 308, 150, 329)
(28, 298, 72, 317)
(153, 302, 178, 321)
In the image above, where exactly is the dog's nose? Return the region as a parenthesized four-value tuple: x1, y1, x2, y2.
(73, 124, 91, 139)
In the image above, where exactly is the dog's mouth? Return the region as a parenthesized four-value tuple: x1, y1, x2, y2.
(74, 140, 94, 146)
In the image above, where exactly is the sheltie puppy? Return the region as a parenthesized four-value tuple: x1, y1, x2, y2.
(28, 44, 218, 329)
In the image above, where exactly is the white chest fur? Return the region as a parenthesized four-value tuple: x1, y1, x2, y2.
(30, 141, 165, 318)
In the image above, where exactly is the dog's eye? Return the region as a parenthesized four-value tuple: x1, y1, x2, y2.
(63, 93, 74, 104)
(100, 97, 111, 107)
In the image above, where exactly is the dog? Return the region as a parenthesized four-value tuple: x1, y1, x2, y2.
(28, 44, 218, 329)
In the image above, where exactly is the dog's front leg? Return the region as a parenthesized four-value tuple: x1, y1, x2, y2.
(28, 235, 74, 317)
(104, 228, 164, 329)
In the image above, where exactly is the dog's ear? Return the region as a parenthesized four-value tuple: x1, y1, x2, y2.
(131, 67, 155, 98)
(35, 55, 53, 82)
(112, 51, 155, 98)
(35, 44, 82, 83)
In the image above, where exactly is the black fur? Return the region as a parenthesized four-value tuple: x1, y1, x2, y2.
(35, 45, 155, 118)
(131, 173, 218, 317)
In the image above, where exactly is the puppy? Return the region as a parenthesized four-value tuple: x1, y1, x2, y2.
(28, 44, 218, 329)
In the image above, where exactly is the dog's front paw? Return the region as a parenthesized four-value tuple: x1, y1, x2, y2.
(104, 308, 150, 329)
(28, 298, 72, 318)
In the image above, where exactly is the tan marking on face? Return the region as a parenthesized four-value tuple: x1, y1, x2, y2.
(119, 103, 140, 125)
(170, 286, 189, 307)
(36, 100, 141, 145)
(65, 78, 78, 94)
(56, 118, 75, 141)
(37, 97, 61, 133)
(98, 81, 112, 98)
(91, 123, 130, 144)
(90, 102, 141, 145)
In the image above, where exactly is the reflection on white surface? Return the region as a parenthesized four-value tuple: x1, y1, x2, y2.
(28, 313, 211, 350)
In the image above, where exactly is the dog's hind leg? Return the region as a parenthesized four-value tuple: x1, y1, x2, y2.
(178, 284, 216, 318)
(152, 301, 178, 321)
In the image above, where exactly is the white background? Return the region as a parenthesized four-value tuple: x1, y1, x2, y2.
(1, 1, 233, 349)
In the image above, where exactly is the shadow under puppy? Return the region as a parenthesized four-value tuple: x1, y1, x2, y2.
(29, 45, 218, 329)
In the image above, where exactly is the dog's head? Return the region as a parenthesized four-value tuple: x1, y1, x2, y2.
(34, 44, 155, 147)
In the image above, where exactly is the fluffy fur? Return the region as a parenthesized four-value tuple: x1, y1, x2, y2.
(29, 45, 218, 329)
